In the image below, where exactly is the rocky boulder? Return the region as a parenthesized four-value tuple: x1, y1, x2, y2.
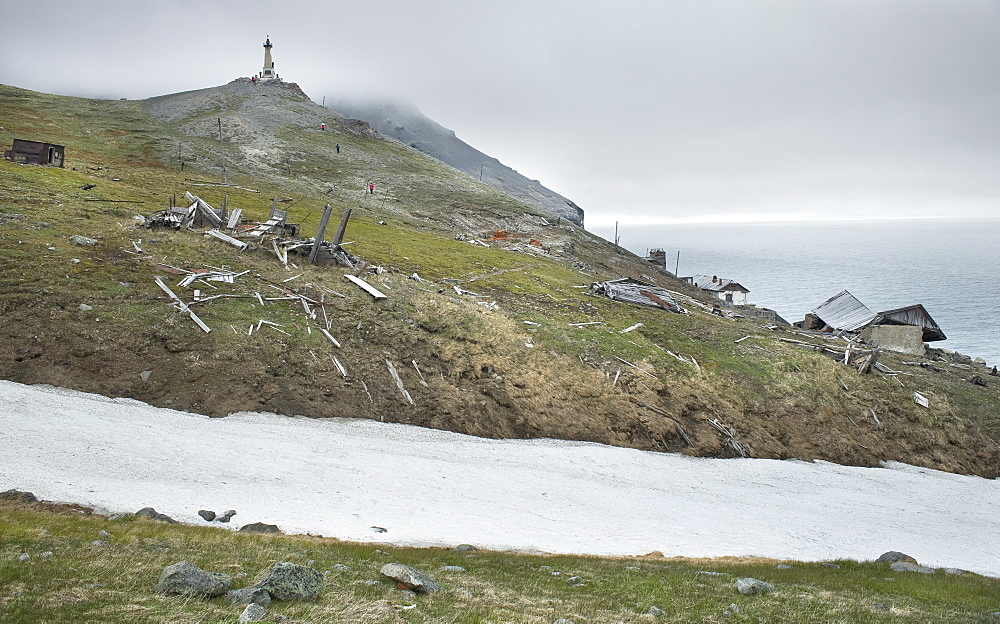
(156, 561, 232, 597)
(735, 578, 775, 595)
(136, 507, 177, 524)
(0, 489, 38, 503)
(380, 563, 442, 594)
(239, 522, 282, 534)
(890, 561, 936, 574)
(227, 587, 272, 607)
(876, 551, 917, 565)
(254, 562, 323, 601)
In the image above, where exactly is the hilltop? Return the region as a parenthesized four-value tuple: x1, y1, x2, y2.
(0, 80, 998, 478)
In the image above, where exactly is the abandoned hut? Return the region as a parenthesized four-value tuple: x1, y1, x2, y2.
(799, 290, 946, 355)
(4, 139, 64, 167)
(684, 274, 750, 306)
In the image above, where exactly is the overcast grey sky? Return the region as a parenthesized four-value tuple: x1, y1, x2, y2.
(2, 0, 998, 227)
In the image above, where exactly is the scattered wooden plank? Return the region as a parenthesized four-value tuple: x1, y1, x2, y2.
(153, 276, 210, 333)
(568, 321, 602, 327)
(614, 356, 657, 379)
(205, 228, 248, 251)
(226, 207, 242, 231)
(913, 392, 929, 408)
(386, 359, 414, 405)
(735, 334, 752, 343)
(869, 408, 882, 426)
(320, 328, 342, 348)
(345, 274, 387, 299)
(412, 360, 429, 387)
(620, 322, 644, 334)
(332, 356, 348, 377)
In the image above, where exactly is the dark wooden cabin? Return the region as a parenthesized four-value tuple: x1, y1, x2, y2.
(4, 139, 65, 167)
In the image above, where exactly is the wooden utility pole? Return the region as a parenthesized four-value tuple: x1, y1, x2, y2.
(332, 207, 352, 246)
(217, 118, 227, 184)
(614, 221, 619, 253)
(309, 204, 334, 265)
(675, 251, 681, 276)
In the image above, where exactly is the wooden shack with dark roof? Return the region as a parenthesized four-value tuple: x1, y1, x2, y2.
(4, 139, 65, 167)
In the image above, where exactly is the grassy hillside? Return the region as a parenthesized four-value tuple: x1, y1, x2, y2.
(1, 81, 998, 477)
(2, 499, 997, 623)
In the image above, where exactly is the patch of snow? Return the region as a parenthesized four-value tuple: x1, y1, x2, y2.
(0, 380, 996, 576)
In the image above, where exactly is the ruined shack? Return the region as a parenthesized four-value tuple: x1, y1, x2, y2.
(592, 278, 686, 313)
(4, 139, 64, 167)
(802, 290, 945, 355)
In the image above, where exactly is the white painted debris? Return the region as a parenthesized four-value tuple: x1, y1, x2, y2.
(345, 274, 387, 299)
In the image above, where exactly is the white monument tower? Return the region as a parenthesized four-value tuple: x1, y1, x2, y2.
(258, 37, 280, 82)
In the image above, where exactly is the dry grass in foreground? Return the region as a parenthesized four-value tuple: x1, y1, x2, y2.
(1, 499, 997, 623)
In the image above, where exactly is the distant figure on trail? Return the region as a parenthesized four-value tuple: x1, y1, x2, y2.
(335, 143, 340, 153)
(252, 76, 257, 83)
(368, 182, 375, 195)
(320, 123, 326, 130)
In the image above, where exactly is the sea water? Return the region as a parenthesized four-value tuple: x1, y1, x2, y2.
(601, 218, 1000, 366)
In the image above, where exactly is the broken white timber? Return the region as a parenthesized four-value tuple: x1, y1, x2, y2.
(523, 320, 541, 326)
(869, 408, 882, 426)
(332, 356, 348, 377)
(345, 274, 387, 299)
(913, 392, 930, 408)
(283, 273, 302, 283)
(154, 276, 210, 333)
(614, 356, 657, 379)
(620, 322, 644, 334)
(568, 321, 602, 327)
(255, 292, 265, 306)
(226, 207, 242, 231)
(386, 359, 414, 405)
(412, 360, 429, 387)
(320, 328, 342, 348)
(185, 192, 223, 227)
(206, 229, 248, 251)
(735, 335, 752, 343)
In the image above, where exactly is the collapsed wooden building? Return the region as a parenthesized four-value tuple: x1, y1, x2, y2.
(798, 290, 946, 355)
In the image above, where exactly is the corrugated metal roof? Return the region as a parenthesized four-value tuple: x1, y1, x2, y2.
(812, 290, 878, 332)
(689, 274, 749, 293)
(592, 278, 686, 313)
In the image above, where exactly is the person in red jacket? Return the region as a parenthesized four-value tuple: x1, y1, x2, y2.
(368, 182, 375, 195)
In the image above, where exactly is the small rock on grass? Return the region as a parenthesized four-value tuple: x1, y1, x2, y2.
(890, 561, 936, 574)
(228, 587, 271, 607)
(254, 562, 323, 601)
(18, 553, 30, 562)
(821, 562, 841, 569)
(380, 563, 442, 594)
(156, 561, 232, 598)
(647, 605, 664, 616)
(238, 602, 267, 622)
(736, 577, 775, 595)
(439, 565, 466, 572)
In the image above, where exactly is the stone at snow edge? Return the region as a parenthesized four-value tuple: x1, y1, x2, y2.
(156, 561, 232, 597)
(253, 561, 323, 601)
(380, 563, 443, 593)
(876, 551, 918, 565)
(239, 522, 282, 534)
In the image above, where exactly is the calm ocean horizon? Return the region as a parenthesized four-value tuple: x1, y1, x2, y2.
(594, 218, 1000, 367)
